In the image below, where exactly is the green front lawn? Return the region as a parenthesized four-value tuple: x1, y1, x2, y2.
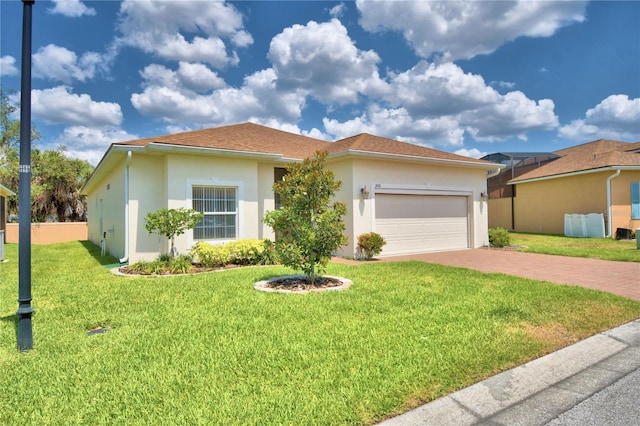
(510, 232, 640, 262)
(1, 242, 639, 425)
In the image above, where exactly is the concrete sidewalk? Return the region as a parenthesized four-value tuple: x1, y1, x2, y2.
(378, 319, 640, 426)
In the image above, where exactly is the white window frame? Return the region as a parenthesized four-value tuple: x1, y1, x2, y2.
(186, 179, 242, 247)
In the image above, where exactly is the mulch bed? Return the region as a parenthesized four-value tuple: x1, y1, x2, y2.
(264, 276, 344, 291)
(117, 264, 240, 276)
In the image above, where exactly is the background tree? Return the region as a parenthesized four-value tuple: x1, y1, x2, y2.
(0, 147, 93, 222)
(1, 86, 41, 166)
(144, 208, 204, 258)
(263, 151, 347, 283)
(1, 87, 92, 222)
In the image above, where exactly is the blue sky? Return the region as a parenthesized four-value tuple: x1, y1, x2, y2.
(1, 0, 638, 165)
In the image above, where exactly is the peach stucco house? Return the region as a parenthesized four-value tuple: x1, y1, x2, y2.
(487, 139, 640, 236)
(82, 123, 499, 263)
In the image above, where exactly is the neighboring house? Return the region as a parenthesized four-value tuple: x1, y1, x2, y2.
(0, 183, 15, 243)
(81, 123, 499, 263)
(484, 139, 640, 236)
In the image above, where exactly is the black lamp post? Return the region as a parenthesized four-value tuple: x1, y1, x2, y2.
(17, 0, 35, 352)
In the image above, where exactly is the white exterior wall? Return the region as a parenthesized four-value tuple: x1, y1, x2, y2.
(257, 162, 280, 240)
(326, 159, 355, 255)
(164, 153, 261, 257)
(128, 154, 166, 262)
(86, 162, 126, 260)
(342, 158, 489, 256)
(86, 151, 490, 262)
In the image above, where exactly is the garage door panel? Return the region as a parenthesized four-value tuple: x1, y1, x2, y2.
(376, 195, 468, 219)
(375, 194, 469, 255)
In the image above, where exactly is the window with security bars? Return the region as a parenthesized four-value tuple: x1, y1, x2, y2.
(192, 186, 237, 240)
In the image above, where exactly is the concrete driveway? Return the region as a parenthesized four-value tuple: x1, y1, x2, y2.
(372, 249, 639, 301)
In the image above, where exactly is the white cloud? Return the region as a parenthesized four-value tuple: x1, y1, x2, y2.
(176, 62, 226, 92)
(132, 67, 306, 126)
(54, 126, 138, 166)
(463, 92, 558, 141)
(0, 56, 18, 76)
(329, 3, 346, 19)
(454, 148, 487, 159)
(387, 61, 499, 116)
(31, 86, 122, 126)
(324, 104, 465, 147)
(116, 0, 252, 68)
(268, 19, 388, 104)
(323, 60, 559, 148)
(48, 0, 96, 17)
(491, 81, 516, 90)
(559, 95, 640, 141)
(138, 62, 225, 94)
(356, 0, 586, 61)
(32, 44, 103, 83)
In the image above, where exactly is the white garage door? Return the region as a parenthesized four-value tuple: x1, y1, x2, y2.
(375, 193, 469, 255)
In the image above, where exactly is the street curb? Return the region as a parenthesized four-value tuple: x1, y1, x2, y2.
(378, 319, 640, 426)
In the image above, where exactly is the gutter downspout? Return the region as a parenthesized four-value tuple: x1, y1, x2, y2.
(606, 169, 621, 237)
(119, 151, 132, 263)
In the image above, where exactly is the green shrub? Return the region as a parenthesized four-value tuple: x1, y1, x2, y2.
(259, 239, 278, 265)
(225, 240, 263, 265)
(126, 261, 153, 274)
(168, 255, 193, 274)
(144, 208, 204, 258)
(190, 242, 230, 267)
(489, 227, 511, 248)
(190, 239, 275, 267)
(357, 232, 386, 260)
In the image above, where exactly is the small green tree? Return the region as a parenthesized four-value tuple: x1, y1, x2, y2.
(144, 208, 204, 258)
(263, 151, 347, 284)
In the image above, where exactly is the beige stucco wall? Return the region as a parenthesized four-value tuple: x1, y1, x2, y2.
(488, 197, 513, 230)
(128, 154, 166, 261)
(512, 170, 640, 235)
(610, 171, 640, 233)
(86, 151, 493, 261)
(86, 161, 126, 260)
(157, 153, 261, 261)
(324, 158, 354, 254)
(337, 157, 490, 255)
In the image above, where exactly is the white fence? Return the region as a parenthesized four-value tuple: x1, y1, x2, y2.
(564, 213, 605, 238)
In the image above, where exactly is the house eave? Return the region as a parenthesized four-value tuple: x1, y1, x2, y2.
(328, 149, 500, 170)
(81, 143, 287, 195)
(0, 182, 15, 197)
(144, 142, 284, 160)
(508, 165, 640, 185)
(81, 145, 146, 195)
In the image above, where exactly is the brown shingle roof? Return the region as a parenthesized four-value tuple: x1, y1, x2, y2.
(327, 133, 496, 165)
(115, 122, 330, 159)
(554, 139, 633, 156)
(113, 122, 494, 165)
(510, 139, 640, 182)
